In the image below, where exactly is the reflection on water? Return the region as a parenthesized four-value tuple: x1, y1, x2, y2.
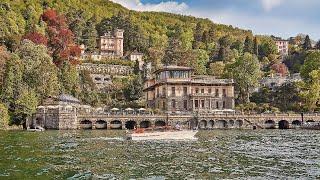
(0, 130, 320, 179)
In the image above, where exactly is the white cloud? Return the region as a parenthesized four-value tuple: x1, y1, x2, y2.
(261, 0, 284, 12)
(110, 0, 189, 14)
(192, 8, 319, 39)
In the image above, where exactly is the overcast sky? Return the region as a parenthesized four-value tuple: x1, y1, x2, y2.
(110, 0, 320, 40)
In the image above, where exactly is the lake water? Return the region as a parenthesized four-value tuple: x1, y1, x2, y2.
(0, 130, 319, 179)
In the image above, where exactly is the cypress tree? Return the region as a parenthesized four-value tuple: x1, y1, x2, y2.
(253, 37, 259, 56)
(208, 25, 215, 43)
(192, 22, 203, 49)
(133, 60, 140, 75)
(244, 36, 253, 54)
(314, 40, 320, 50)
(303, 35, 312, 50)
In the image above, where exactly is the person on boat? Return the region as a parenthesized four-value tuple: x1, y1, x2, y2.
(175, 123, 181, 131)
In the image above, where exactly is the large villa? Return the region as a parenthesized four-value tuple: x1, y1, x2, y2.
(143, 66, 235, 114)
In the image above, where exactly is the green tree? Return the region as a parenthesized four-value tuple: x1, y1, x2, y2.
(299, 70, 320, 112)
(0, 46, 10, 87)
(124, 75, 143, 101)
(217, 35, 232, 62)
(250, 87, 271, 104)
(78, 70, 99, 106)
(12, 89, 38, 128)
(0, 54, 24, 106)
(147, 32, 167, 69)
(180, 29, 194, 50)
(272, 83, 301, 112)
(66, 9, 86, 44)
(315, 40, 320, 50)
(192, 22, 203, 49)
(191, 49, 209, 75)
(82, 16, 98, 52)
(59, 62, 80, 97)
(283, 52, 306, 73)
(16, 40, 59, 101)
(0, 103, 10, 129)
(253, 37, 259, 56)
(231, 40, 244, 55)
(227, 53, 262, 103)
(244, 36, 253, 54)
(302, 35, 312, 50)
(300, 50, 320, 81)
(133, 60, 141, 75)
(258, 38, 277, 58)
(208, 61, 225, 77)
(0, 7, 26, 51)
(163, 37, 183, 65)
(207, 25, 215, 43)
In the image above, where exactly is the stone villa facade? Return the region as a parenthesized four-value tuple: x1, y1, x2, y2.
(78, 29, 144, 91)
(99, 29, 124, 58)
(143, 66, 235, 113)
(81, 29, 124, 60)
(274, 39, 289, 56)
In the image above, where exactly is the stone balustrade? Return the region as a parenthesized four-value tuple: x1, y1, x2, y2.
(77, 63, 133, 76)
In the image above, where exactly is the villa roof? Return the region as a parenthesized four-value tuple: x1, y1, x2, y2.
(58, 94, 80, 104)
(154, 65, 193, 74)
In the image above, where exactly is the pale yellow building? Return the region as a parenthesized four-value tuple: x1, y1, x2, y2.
(99, 29, 124, 57)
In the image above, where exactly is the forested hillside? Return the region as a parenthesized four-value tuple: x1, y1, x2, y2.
(0, 0, 319, 128)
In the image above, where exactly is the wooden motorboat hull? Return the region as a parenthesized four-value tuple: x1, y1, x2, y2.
(128, 130, 198, 141)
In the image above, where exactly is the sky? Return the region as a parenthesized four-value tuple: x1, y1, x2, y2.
(110, 0, 320, 40)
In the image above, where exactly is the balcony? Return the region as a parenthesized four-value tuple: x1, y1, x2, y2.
(191, 93, 217, 97)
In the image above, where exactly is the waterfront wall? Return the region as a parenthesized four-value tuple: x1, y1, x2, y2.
(32, 106, 320, 130)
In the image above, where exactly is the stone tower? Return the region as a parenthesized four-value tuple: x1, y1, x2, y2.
(98, 28, 124, 58)
(114, 29, 124, 57)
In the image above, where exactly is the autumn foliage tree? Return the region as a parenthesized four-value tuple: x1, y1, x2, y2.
(23, 32, 48, 46)
(271, 63, 289, 77)
(41, 9, 80, 66)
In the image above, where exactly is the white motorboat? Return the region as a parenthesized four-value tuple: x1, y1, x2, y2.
(127, 130, 198, 141)
(27, 126, 45, 132)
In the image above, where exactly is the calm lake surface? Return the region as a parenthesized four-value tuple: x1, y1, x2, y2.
(0, 130, 319, 179)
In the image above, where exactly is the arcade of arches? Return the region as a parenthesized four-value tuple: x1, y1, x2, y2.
(78, 119, 246, 130)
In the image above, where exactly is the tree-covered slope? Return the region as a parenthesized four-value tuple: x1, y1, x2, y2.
(0, 0, 252, 50)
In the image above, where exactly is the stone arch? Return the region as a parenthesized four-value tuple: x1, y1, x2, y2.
(80, 120, 93, 129)
(110, 120, 122, 129)
(292, 120, 302, 127)
(35, 117, 44, 127)
(265, 120, 276, 129)
(155, 120, 166, 127)
(140, 121, 151, 128)
(207, 120, 214, 129)
(235, 120, 243, 128)
(199, 120, 207, 129)
(279, 120, 290, 129)
(216, 120, 227, 129)
(125, 120, 137, 130)
(189, 117, 198, 130)
(95, 120, 107, 129)
(229, 120, 235, 128)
